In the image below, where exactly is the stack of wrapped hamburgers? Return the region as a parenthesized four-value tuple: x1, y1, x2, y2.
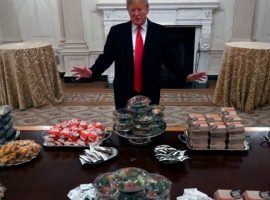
(222, 107, 245, 150)
(187, 107, 245, 150)
(187, 114, 209, 150)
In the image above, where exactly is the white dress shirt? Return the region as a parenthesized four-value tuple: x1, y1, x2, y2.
(132, 20, 148, 54)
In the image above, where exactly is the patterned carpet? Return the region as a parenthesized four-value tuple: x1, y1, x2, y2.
(62, 89, 215, 106)
(12, 89, 270, 127)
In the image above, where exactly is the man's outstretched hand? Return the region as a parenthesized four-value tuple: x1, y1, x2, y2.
(71, 66, 92, 80)
(186, 72, 207, 82)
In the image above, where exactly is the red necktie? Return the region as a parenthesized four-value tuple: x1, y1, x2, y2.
(134, 26, 143, 93)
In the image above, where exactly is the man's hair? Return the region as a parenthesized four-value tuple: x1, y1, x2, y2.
(126, 0, 149, 9)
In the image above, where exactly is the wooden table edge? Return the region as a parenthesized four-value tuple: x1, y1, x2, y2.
(14, 125, 270, 132)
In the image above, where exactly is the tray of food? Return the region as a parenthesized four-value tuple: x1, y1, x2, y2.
(93, 167, 172, 199)
(113, 120, 166, 139)
(79, 146, 118, 165)
(178, 131, 250, 152)
(154, 145, 189, 164)
(42, 119, 111, 147)
(0, 140, 41, 167)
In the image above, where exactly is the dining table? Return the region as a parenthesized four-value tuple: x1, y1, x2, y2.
(0, 42, 63, 110)
(213, 42, 270, 113)
(0, 127, 269, 199)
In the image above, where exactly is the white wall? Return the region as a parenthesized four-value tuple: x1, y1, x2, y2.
(82, 0, 105, 51)
(208, 0, 235, 75)
(12, 0, 62, 49)
(252, 0, 270, 42)
(0, 26, 2, 44)
(81, 0, 105, 66)
(211, 0, 234, 50)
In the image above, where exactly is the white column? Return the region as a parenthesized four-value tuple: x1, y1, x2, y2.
(56, 0, 66, 73)
(58, 0, 66, 47)
(59, 0, 90, 77)
(231, 0, 256, 41)
(0, 0, 21, 43)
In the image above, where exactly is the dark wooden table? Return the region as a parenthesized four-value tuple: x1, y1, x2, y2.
(0, 130, 269, 199)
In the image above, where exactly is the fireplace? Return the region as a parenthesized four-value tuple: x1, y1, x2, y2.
(161, 26, 195, 88)
(96, 0, 220, 85)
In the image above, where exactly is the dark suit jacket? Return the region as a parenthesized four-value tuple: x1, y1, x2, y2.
(91, 19, 185, 109)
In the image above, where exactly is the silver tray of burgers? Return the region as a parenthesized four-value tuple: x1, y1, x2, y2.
(178, 131, 250, 152)
(42, 119, 111, 147)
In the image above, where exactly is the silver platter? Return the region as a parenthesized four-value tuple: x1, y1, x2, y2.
(113, 120, 166, 139)
(41, 131, 112, 148)
(81, 147, 118, 165)
(113, 120, 166, 145)
(178, 131, 250, 152)
(0, 148, 41, 167)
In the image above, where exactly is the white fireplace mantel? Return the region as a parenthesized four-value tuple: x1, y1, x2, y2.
(96, 0, 220, 83)
(97, 0, 220, 9)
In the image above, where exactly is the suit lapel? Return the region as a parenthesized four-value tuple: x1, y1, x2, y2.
(124, 21, 134, 76)
(143, 20, 153, 67)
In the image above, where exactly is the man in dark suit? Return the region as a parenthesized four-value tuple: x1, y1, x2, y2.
(72, 0, 206, 109)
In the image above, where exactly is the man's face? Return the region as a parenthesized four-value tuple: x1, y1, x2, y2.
(128, 0, 149, 26)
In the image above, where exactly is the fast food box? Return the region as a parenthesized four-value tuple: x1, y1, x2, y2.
(209, 126, 227, 148)
(205, 113, 223, 123)
(228, 134, 245, 141)
(188, 140, 209, 150)
(210, 139, 226, 145)
(188, 136, 209, 144)
(187, 130, 209, 150)
(223, 115, 242, 123)
(226, 122, 245, 141)
(187, 113, 206, 125)
(209, 122, 227, 136)
(209, 143, 226, 150)
(227, 143, 245, 150)
(243, 190, 270, 200)
(188, 113, 205, 119)
(189, 121, 209, 132)
(187, 130, 209, 139)
(228, 139, 245, 145)
(214, 189, 242, 200)
(226, 122, 245, 132)
(221, 107, 237, 115)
